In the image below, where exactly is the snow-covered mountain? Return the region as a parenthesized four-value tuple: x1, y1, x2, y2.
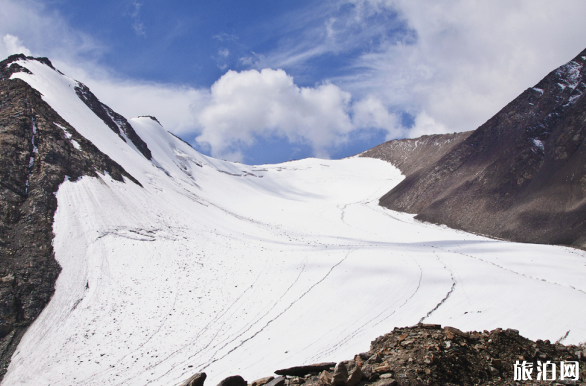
(0, 55, 585, 386)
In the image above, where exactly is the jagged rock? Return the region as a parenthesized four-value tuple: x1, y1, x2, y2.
(264, 376, 285, 386)
(364, 353, 381, 365)
(360, 365, 378, 382)
(318, 370, 332, 385)
(443, 326, 468, 339)
(250, 376, 274, 386)
(217, 375, 247, 386)
(345, 360, 362, 386)
(179, 372, 206, 386)
(74, 82, 152, 160)
(331, 362, 348, 386)
(275, 362, 336, 377)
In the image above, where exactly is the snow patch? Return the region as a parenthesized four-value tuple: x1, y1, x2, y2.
(555, 61, 583, 89)
(532, 138, 545, 151)
(531, 87, 544, 94)
(54, 122, 82, 150)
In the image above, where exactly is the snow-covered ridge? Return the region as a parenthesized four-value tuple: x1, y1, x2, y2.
(3, 58, 586, 386)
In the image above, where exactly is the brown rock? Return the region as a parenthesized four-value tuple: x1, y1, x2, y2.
(250, 376, 274, 386)
(179, 372, 206, 386)
(331, 362, 348, 386)
(318, 370, 332, 385)
(373, 364, 391, 374)
(365, 353, 381, 365)
(345, 361, 362, 386)
(264, 376, 285, 386)
(419, 323, 441, 330)
(443, 326, 469, 338)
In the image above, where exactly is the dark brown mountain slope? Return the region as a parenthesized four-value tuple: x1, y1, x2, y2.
(375, 48, 586, 249)
(0, 55, 141, 380)
(360, 132, 472, 176)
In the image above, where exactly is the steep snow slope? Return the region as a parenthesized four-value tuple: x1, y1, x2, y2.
(4, 58, 586, 386)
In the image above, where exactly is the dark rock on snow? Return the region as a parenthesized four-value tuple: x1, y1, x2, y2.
(179, 372, 207, 386)
(217, 375, 248, 386)
(275, 362, 337, 377)
(74, 81, 152, 161)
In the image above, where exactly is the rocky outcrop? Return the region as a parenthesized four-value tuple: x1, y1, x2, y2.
(360, 132, 471, 177)
(182, 325, 585, 386)
(0, 55, 140, 381)
(75, 82, 152, 160)
(180, 372, 207, 386)
(374, 48, 586, 249)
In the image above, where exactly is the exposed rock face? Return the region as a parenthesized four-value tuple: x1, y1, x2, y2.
(360, 132, 471, 177)
(375, 48, 586, 249)
(179, 325, 585, 386)
(0, 54, 140, 381)
(74, 82, 152, 160)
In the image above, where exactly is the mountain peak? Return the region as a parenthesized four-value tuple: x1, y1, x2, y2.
(374, 46, 586, 248)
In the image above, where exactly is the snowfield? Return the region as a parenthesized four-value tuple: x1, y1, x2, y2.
(4, 59, 586, 386)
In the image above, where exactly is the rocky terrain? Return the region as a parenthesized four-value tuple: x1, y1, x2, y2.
(181, 324, 585, 386)
(360, 132, 471, 177)
(367, 48, 586, 249)
(0, 54, 142, 380)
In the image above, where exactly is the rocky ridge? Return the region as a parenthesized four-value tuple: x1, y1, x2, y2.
(0, 54, 142, 381)
(359, 132, 471, 177)
(183, 325, 585, 386)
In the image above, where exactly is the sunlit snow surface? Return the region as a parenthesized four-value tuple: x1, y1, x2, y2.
(5, 59, 586, 386)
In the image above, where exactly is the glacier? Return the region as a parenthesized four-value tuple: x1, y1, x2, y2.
(3, 58, 586, 386)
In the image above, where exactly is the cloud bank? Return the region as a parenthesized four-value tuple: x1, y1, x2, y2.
(195, 69, 394, 160)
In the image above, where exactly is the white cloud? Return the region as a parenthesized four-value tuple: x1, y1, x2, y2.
(130, 0, 146, 37)
(352, 96, 402, 140)
(195, 69, 356, 160)
(0, 0, 105, 61)
(0, 34, 31, 58)
(339, 0, 586, 136)
(408, 111, 449, 138)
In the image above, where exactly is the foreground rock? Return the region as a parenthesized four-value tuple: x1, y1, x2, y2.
(181, 324, 585, 386)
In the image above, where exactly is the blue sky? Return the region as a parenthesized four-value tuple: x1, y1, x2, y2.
(2, 0, 586, 164)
